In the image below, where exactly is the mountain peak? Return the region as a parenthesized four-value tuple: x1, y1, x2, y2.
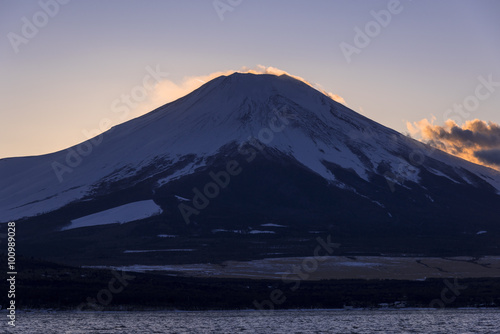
(196, 71, 322, 102)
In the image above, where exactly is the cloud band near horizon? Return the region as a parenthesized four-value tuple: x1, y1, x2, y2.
(407, 118, 500, 171)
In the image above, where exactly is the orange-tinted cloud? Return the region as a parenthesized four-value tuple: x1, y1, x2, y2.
(407, 118, 500, 170)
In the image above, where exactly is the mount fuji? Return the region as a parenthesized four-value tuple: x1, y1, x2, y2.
(2, 73, 500, 266)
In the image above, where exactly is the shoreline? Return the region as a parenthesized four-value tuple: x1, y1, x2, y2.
(4, 306, 500, 313)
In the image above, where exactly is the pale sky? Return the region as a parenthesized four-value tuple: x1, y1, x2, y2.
(1, 0, 499, 158)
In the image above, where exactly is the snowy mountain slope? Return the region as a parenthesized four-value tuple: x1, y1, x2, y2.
(1, 73, 499, 224)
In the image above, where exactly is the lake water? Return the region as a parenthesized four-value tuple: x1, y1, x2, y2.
(3, 309, 500, 333)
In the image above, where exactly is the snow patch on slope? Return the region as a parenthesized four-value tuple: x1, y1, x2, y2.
(61, 200, 162, 231)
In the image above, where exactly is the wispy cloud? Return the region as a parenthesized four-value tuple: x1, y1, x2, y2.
(407, 118, 500, 170)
